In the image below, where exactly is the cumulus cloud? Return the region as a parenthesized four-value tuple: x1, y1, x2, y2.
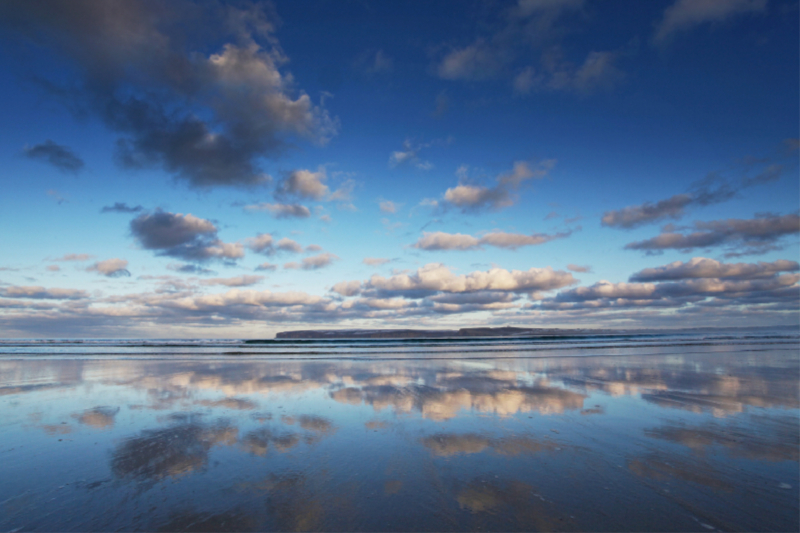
(130, 209, 244, 262)
(299, 252, 338, 270)
(539, 266, 799, 313)
(624, 213, 800, 256)
(46, 265, 60, 272)
(245, 233, 275, 255)
(276, 238, 303, 254)
(364, 263, 577, 297)
(440, 160, 555, 213)
(331, 280, 362, 297)
(363, 257, 391, 266)
(274, 167, 354, 206)
(101, 202, 143, 214)
(199, 275, 264, 287)
(0, 285, 87, 299)
(654, 0, 767, 44)
(23, 140, 84, 173)
(1, 1, 338, 188)
(244, 202, 311, 219)
(630, 258, 799, 282)
(276, 168, 329, 200)
(88, 258, 131, 277)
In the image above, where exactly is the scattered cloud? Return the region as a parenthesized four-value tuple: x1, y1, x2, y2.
(130, 209, 244, 262)
(87, 258, 131, 277)
(276, 167, 329, 200)
(379, 200, 401, 214)
(654, 0, 767, 44)
(101, 202, 143, 214)
(603, 159, 785, 229)
(302, 252, 337, 270)
(538, 256, 799, 314)
(412, 229, 572, 251)
(2, 1, 338, 188)
(199, 275, 264, 287)
(567, 264, 591, 273)
(0, 285, 87, 299)
(433, 1, 622, 95)
(245, 233, 275, 255)
(167, 263, 215, 275)
(363, 257, 390, 266)
(629, 257, 799, 282)
(46, 265, 60, 272)
(624, 213, 800, 256)
(389, 139, 436, 170)
(274, 167, 355, 205)
(440, 160, 555, 213)
(23, 140, 84, 173)
(277, 238, 303, 254)
(364, 263, 577, 298)
(255, 262, 277, 272)
(54, 253, 94, 262)
(244, 203, 311, 219)
(331, 280, 362, 297)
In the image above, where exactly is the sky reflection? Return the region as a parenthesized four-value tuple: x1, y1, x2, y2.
(0, 346, 797, 531)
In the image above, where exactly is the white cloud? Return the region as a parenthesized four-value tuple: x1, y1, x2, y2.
(363, 257, 390, 266)
(654, 0, 767, 44)
(379, 200, 401, 214)
(277, 167, 329, 200)
(244, 203, 312, 219)
(200, 275, 264, 287)
(331, 280, 362, 297)
(567, 264, 592, 273)
(0, 285, 87, 300)
(441, 160, 555, 213)
(276, 238, 304, 254)
(54, 253, 94, 262)
(255, 262, 277, 272)
(365, 263, 577, 295)
(245, 233, 274, 254)
(87, 258, 131, 277)
(412, 230, 572, 251)
(629, 257, 799, 282)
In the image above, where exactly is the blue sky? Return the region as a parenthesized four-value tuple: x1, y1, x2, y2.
(0, 0, 797, 337)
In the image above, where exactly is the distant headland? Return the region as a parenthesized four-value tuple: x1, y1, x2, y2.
(273, 326, 611, 339)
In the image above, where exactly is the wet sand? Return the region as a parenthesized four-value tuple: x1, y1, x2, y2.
(0, 340, 797, 531)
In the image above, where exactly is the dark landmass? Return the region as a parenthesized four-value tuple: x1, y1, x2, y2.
(273, 327, 611, 339)
(269, 324, 798, 340)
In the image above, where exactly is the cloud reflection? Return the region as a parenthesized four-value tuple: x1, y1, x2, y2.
(111, 420, 237, 481)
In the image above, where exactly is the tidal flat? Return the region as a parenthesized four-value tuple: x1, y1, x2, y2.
(0, 334, 798, 531)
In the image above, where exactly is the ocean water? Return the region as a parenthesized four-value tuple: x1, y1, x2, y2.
(0, 331, 798, 531)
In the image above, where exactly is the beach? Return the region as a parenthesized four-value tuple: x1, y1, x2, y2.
(0, 331, 798, 531)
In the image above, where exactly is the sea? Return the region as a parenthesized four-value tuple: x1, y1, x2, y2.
(0, 329, 798, 531)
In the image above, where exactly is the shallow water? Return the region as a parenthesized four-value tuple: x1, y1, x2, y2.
(0, 334, 798, 531)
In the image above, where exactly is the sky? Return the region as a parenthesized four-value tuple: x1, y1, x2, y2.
(0, 0, 797, 338)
